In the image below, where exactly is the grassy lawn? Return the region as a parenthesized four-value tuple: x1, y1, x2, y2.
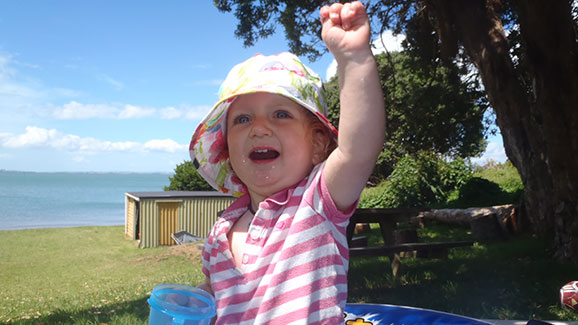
(1, 224, 577, 324)
(0, 226, 204, 324)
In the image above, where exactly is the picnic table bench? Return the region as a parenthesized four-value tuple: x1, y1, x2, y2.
(346, 208, 474, 275)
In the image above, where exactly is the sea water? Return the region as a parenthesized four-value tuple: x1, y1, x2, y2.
(0, 171, 170, 230)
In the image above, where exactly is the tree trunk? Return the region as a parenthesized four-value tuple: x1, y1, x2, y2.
(427, 0, 578, 261)
(514, 0, 578, 261)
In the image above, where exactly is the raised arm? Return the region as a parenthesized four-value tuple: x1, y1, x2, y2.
(320, 1, 386, 211)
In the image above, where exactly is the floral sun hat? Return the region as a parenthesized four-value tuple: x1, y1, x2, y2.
(189, 52, 338, 196)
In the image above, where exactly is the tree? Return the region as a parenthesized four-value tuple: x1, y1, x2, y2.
(215, 0, 578, 261)
(165, 160, 213, 191)
(325, 50, 489, 180)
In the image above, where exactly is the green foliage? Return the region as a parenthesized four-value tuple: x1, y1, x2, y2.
(454, 161, 525, 208)
(439, 157, 473, 190)
(325, 51, 489, 181)
(361, 151, 473, 208)
(380, 152, 441, 208)
(359, 181, 389, 209)
(362, 155, 525, 210)
(456, 177, 506, 208)
(442, 160, 524, 208)
(378, 52, 488, 160)
(165, 160, 212, 191)
(214, 0, 326, 60)
(474, 160, 524, 196)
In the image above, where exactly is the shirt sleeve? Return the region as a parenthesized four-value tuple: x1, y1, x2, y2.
(311, 161, 359, 223)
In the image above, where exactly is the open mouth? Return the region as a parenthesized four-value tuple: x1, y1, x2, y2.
(249, 148, 280, 161)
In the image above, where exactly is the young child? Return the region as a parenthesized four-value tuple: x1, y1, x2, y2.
(189, 1, 385, 323)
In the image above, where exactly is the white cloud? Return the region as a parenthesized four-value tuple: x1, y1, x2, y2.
(182, 104, 211, 120)
(159, 105, 210, 120)
(0, 126, 58, 148)
(51, 101, 210, 120)
(371, 30, 405, 54)
(159, 107, 182, 119)
(325, 30, 405, 81)
(0, 126, 187, 154)
(118, 104, 155, 119)
(325, 60, 338, 82)
(52, 101, 119, 119)
(144, 139, 187, 153)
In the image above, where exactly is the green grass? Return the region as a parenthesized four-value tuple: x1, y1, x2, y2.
(0, 226, 204, 324)
(474, 161, 523, 193)
(1, 224, 577, 324)
(348, 223, 578, 322)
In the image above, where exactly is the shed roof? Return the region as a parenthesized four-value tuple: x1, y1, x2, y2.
(126, 191, 233, 200)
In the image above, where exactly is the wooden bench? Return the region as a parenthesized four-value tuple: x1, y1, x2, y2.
(349, 241, 475, 258)
(347, 208, 474, 275)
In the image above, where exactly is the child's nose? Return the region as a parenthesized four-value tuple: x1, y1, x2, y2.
(249, 117, 273, 137)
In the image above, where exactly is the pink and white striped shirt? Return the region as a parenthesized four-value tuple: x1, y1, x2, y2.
(201, 162, 356, 324)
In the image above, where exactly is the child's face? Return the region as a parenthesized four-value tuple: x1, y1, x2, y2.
(226, 92, 325, 199)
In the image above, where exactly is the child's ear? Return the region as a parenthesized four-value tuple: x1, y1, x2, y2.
(311, 129, 330, 165)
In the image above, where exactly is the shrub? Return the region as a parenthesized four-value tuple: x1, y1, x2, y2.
(361, 151, 473, 208)
(439, 157, 473, 190)
(361, 157, 525, 209)
(359, 182, 388, 208)
(474, 160, 524, 203)
(456, 177, 507, 207)
(442, 161, 524, 208)
(165, 160, 213, 191)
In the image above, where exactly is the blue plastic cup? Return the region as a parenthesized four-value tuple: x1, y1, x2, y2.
(148, 284, 216, 325)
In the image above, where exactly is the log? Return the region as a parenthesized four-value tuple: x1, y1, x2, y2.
(419, 205, 520, 240)
(470, 213, 503, 241)
(420, 205, 517, 225)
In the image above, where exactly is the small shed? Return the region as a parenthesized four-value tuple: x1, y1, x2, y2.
(125, 191, 235, 248)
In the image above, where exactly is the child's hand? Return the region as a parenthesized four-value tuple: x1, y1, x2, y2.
(320, 1, 371, 61)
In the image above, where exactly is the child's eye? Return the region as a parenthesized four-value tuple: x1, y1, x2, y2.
(233, 115, 251, 124)
(275, 111, 290, 119)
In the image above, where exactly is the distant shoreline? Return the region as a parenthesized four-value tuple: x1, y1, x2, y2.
(0, 169, 172, 175)
(0, 224, 124, 232)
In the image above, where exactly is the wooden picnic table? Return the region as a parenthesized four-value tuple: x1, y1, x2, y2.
(346, 207, 474, 275)
(346, 207, 425, 247)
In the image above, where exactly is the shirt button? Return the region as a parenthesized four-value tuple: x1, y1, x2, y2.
(250, 228, 260, 240)
(242, 254, 249, 264)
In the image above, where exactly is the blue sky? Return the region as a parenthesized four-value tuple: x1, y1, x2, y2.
(0, 1, 505, 173)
